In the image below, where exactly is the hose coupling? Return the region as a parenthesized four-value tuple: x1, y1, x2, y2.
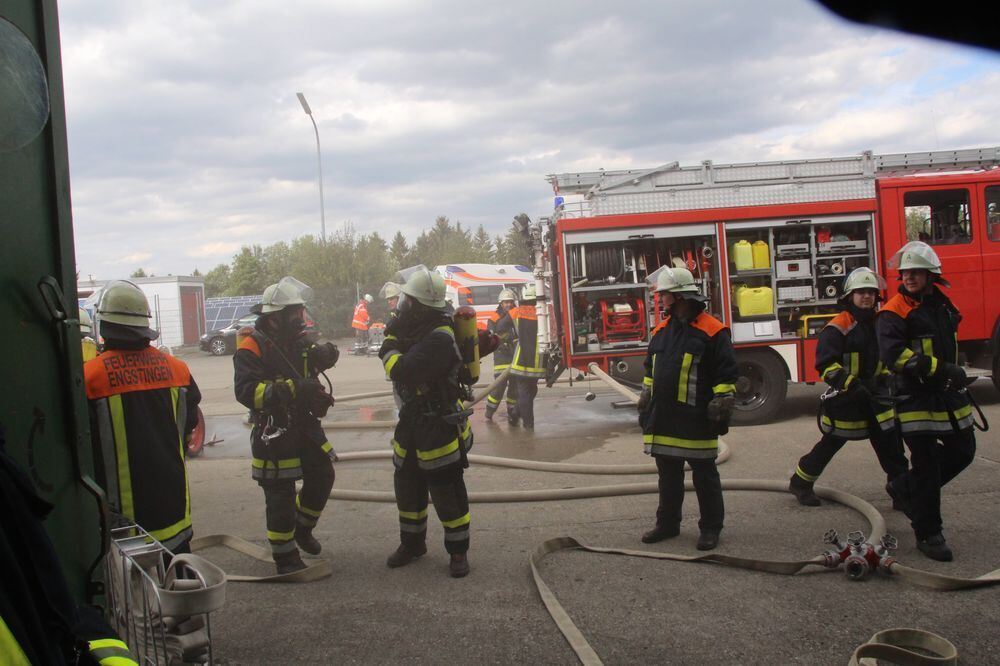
(844, 553, 871, 581)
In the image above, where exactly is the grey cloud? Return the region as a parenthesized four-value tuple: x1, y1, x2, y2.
(59, 0, 999, 279)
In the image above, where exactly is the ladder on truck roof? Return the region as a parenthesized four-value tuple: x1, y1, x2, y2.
(548, 146, 1000, 217)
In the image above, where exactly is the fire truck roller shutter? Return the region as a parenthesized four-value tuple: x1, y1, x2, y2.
(729, 349, 789, 425)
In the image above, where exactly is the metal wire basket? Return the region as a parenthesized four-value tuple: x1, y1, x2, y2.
(104, 523, 225, 664)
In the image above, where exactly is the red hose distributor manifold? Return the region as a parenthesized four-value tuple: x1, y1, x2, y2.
(820, 529, 897, 580)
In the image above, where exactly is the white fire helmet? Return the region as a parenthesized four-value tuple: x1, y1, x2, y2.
(840, 267, 886, 299)
(887, 241, 942, 274)
(396, 265, 448, 309)
(256, 277, 313, 314)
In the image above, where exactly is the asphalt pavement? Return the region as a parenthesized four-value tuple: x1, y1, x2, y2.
(179, 344, 1000, 664)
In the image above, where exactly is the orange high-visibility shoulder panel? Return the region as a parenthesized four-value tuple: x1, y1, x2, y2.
(85, 347, 191, 399)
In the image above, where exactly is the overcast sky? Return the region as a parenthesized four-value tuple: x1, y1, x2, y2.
(59, 0, 999, 281)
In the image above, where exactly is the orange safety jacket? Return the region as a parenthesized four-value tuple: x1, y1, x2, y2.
(84, 346, 201, 551)
(352, 301, 370, 330)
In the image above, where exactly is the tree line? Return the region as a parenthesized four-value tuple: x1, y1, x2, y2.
(182, 216, 533, 336)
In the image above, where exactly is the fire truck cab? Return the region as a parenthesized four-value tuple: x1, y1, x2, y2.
(541, 147, 1000, 423)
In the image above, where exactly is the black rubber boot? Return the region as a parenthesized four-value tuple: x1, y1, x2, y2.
(295, 525, 322, 556)
(917, 533, 953, 562)
(641, 524, 680, 544)
(449, 553, 470, 578)
(789, 474, 821, 506)
(507, 405, 520, 427)
(386, 543, 427, 568)
(696, 531, 721, 551)
(274, 551, 307, 575)
(885, 482, 912, 517)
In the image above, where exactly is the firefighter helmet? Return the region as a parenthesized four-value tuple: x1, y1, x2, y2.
(96, 280, 159, 339)
(379, 281, 401, 300)
(840, 267, 886, 298)
(521, 283, 537, 301)
(78, 307, 93, 336)
(655, 267, 699, 294)
(397, 265, 448, 309)
(887, 241, 942, 274)
(97, 280, 150, 326)
(256, 277, 313, 314)
(498, 288, 517, 303)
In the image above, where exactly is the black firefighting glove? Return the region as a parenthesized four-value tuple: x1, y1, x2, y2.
(850, 382, 872, 406)
(938, 362, 967, 389)
(271, 379, 295, 405)
(379, 336, 400, 359)
(823, 366, 851, 392)
(309, 389, 334, 419)
(291, 377, 332, 418)
(384, 316, 401, 339)
(636, 388, 651, 427)
(707, 393, 736, 423)
(309, 342, 340, 371)
(902, 354, 934, 378)
(293, 377, 323, 404)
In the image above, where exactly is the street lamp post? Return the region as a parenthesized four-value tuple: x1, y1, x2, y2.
(296, 92, 326, 243)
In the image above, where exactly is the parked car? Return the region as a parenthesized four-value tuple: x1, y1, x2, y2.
(200, 314, 258, 356)
(200, 312, 321, 356)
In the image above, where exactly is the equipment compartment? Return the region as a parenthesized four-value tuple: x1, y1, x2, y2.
(564, 230, 722, 354)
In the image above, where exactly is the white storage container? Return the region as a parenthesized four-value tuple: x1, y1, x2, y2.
(776, 259, 811, 278)
(777, 285, 814, 301)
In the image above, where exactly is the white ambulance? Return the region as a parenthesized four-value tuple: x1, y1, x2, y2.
(435, 263, 534, 328)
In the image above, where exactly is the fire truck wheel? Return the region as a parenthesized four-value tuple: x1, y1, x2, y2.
(992, 354, 1000, 394)
(730, 350, 787, 425)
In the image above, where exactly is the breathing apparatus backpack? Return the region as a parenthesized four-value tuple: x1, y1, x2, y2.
(452, 305, 480, 387)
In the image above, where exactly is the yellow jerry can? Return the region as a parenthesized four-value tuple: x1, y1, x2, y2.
(752, 240, 771, 269)
(731, 240, 754, 271)
(734, 285, 774, 317)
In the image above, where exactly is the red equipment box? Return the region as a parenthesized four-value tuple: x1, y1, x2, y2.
(599, 298, 646, 342)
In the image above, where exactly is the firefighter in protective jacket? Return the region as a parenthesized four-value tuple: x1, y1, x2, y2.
(84, 280, 201, 554)
(637, 267, 737, 551)
(379, 265, 473, 578)
(233, 277, 340, 574)
(498, 283, 544, 430)
(484, 288, 518, 423)
(352, 294, 373, 348)
(789, 268, 908, 506)
(877, 241, 976, 562)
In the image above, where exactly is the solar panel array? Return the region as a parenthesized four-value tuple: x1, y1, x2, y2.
(204, 296, 260, 332)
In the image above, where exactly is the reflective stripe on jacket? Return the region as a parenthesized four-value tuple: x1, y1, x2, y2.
(642, 310, 737, 458)
(816, 309, 895, 440)
(233, 330, 334, 481)
(85, 346, 200, 549)
(503, 305, 544, 378)
(382, 321, 470, 474)
(352, 301, 370, 330)
(877, 286, 972, 435)
(486, 306, 516, 369)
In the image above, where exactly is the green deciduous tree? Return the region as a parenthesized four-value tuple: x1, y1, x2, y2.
(226, 245, 268, 296)
(204, 216, 524, 337)
(203, 264, 230, 298)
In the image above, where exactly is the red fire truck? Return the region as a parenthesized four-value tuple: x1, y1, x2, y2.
(529, 147, 1000, 423)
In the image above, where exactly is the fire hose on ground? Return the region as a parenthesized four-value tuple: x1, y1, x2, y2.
(319, 369, 513, 430)
(197, 363, 997, 663)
